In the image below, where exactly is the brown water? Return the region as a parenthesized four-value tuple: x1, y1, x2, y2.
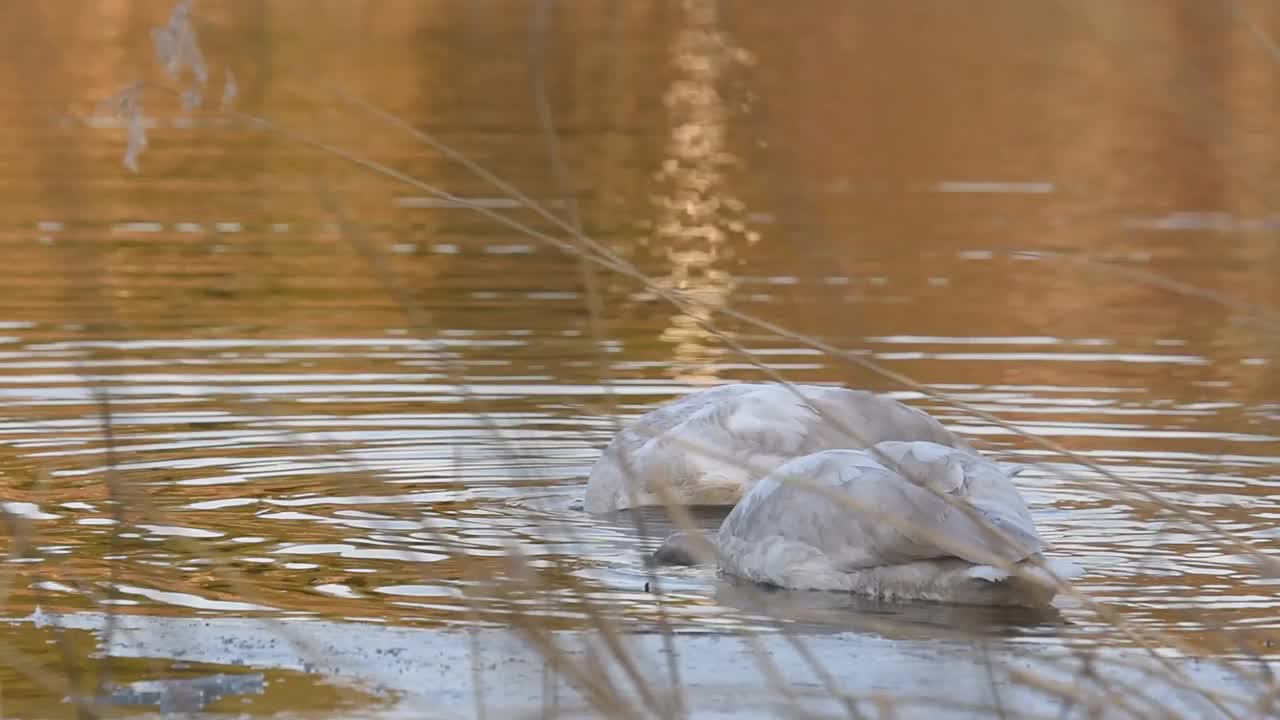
(2, 0, 1280, 715)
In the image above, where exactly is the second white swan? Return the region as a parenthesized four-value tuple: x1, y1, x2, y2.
(584, 383, 972, 514)
(712, 440, 1080, 606)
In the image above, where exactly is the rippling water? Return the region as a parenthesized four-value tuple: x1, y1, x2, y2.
(2, 0, 1280, 715)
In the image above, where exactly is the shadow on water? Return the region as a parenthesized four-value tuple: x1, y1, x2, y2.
(712, 579, 1070, 640)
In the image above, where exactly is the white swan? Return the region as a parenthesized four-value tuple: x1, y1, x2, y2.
(714, 441, 1080, 607)
(584, 383, 971, 514)
(584, 383, 1079, 606)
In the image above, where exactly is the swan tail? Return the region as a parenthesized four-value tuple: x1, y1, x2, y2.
(967, 558, 1083, 587)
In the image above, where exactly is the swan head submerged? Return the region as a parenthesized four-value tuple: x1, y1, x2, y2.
(650, 529, 717, 566)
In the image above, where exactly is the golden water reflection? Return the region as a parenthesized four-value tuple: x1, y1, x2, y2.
(643, 0, 760, 383)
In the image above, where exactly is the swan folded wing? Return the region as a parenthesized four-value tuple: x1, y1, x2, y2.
(720, 449, 1041, 573)
(868, 441, 967, 494)
(602, 386, 826, 508)
(926, 499, 1042, 567)
(585, 383, 979, 514)
(858, 441, 1043, 565)
(584, 384, 762, 511)
(598, 384, 763, 463)
(716, 385, 820, 456)
(720, 453, 950, 569)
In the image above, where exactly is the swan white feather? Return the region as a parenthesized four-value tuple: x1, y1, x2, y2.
(715, 442, 1079, 606)
(584, 383, 970, 514)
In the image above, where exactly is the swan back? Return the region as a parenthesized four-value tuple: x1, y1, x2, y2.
(717, 442, 1051, 603)
(584, 383, 971, 513)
